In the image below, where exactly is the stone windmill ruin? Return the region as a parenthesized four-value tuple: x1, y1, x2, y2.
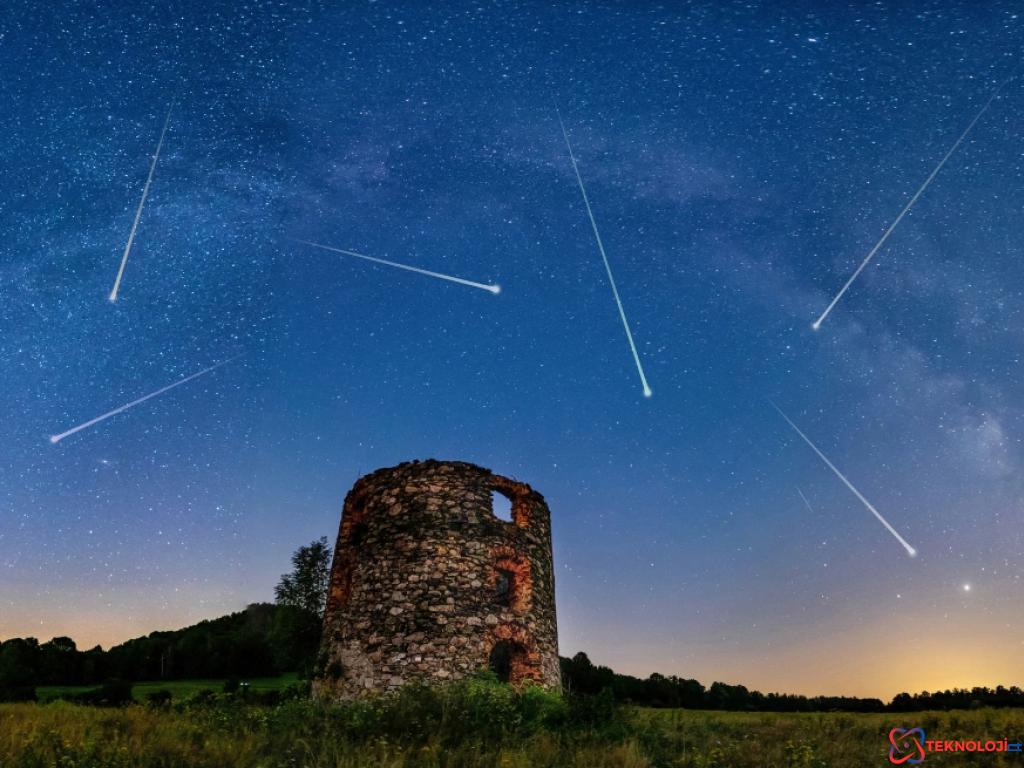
(313, 460, 560, 699)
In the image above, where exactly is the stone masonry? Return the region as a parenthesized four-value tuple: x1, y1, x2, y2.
(312, 460, 560, 700)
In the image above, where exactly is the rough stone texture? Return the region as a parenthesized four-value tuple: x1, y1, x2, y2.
(312, 460, 560, 700)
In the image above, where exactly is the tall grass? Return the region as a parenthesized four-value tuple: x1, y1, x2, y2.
(1, 677, 1023, 767)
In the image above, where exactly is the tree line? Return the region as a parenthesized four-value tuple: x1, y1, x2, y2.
(3, 537, 1022, 712)
(559, 652, 1024, 712)
(0, 537, 332, 701)
(0, 602, 319, 696)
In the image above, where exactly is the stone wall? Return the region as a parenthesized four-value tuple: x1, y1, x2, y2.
(313, 460, 560, 700)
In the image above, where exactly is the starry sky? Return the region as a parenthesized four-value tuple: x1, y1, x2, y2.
(2, 1, 1022, 700)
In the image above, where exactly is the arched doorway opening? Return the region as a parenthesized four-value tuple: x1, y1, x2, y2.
(488, 640, 528, 684)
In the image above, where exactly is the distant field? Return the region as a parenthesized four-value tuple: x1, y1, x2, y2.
(3, 697, 1024, 767)
(36, 672, 298, 702)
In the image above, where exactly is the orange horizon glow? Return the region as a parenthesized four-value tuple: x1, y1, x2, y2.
(4, 606, 1020, 702)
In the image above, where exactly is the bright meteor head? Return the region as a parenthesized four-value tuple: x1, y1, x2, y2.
(772, 400, 918, 559)
(47, 356, 240, 446)
(558, 106, 652, 399)
(295, 239, 499, 294)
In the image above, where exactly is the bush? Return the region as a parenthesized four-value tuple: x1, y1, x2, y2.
(185, 688, 218, 707)
(251, 689, 281, 706)
(0, 687, 36, 703)
(281, 680, 311, 701)
(295, 671, 571, 747)
(146, 689, 173, 707)
(63, 679, 133, 706)
(569, 687, 621, 728)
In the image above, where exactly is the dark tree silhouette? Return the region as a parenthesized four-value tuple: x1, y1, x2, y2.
(274, 537, 332, 618)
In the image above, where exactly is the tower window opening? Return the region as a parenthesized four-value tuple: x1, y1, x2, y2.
(491, 490, 513, 522)
(494, 568, 514, 606)
(350, 520, 368, 548)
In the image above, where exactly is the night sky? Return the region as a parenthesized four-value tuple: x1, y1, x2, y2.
(2, 2, 1022, 700)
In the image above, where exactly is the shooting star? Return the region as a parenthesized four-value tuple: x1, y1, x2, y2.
(49, 355, 241, 444)
(771, 401, 917, 558)
(109, 100, 175, 302)
(294, 240, 501, 294)
(796, 487, 815, 515)
(812, 76, 1014, 330)
(556, 105, 652, 398)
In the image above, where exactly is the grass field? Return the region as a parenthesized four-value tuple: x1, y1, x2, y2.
(2, 681, 1024, 767)
(36, 673, 298, 702)
(637, 707, 1024, 766)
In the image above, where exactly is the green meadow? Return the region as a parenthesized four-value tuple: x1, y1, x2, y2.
(35, 673, 298, 703)
(3, 677, 1024, 767)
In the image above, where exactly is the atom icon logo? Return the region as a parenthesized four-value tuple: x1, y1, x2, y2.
(889, 727, 926, 764)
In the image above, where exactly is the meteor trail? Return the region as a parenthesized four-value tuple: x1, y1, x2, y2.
(49, 355, 241, 444)
(812, 77, 1014, 330)
(294, 240, 501, 294)
(771, 401, 917, 558)
(555, 106, 652, 398)
(796, 486, 815, 515)
(109, 100, 175, 302)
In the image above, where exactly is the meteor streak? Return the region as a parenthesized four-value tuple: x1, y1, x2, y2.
(771, 401, 917, 558)
(555, 106, 652, 398)
(796, 486, 815, 515)
(49, 355, 241, 444)
(109, 100, 175, 302)
(812, 77, 1014, 330)
(294, 240, 501, 294)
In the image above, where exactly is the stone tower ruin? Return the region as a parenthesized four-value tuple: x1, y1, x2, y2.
(313, 460, 560, 700)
